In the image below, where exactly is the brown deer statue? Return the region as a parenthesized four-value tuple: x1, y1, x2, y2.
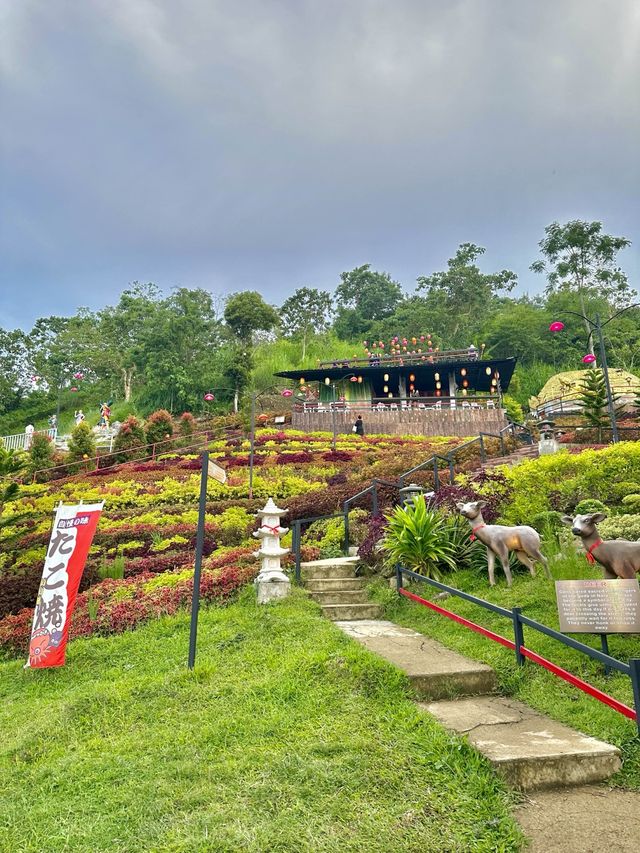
(562, 513, 640, 579)
(457, 500, 552, 587)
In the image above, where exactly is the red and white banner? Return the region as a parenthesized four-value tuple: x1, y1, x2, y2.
(26, 502, 104, 669)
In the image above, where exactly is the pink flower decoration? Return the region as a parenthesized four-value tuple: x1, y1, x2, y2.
(549, 321, 565, 332)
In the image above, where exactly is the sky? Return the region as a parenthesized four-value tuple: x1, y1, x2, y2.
(1, 0, 639, 331)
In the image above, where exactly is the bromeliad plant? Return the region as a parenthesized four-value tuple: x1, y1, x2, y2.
(382, 495, 456, 580)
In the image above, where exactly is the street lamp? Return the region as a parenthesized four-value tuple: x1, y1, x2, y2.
(549, 304, 640, 443)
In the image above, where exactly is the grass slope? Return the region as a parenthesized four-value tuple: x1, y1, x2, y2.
(0, 590, 523, 852)
(374, 554, 640, 790)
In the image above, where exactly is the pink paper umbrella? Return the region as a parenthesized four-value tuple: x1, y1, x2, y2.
(549, 321, 565, 332)
(582, 354, 597, 364)
(203, 392, 215, 401)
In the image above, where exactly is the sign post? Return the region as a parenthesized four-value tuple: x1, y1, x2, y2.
(188, 450, 209, 670)
(556, 579, 640, 674)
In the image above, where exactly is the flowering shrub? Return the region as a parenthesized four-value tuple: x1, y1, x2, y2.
(145, 409, 174, 447)
(113, 416, 147, 461)
(0, 563, 257, 658)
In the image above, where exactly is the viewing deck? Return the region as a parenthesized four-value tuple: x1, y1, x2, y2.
(292, 396, 508, 438)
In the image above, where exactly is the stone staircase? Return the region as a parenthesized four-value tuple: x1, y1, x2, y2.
(480, 442, 539, 471)
(336, 620, 622, 791)
(301, 556, 383, 621)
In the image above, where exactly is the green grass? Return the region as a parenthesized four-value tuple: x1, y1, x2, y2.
(373, 552, 640, 790)
(0, 589, 524, 852)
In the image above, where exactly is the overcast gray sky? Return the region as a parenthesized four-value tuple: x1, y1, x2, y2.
(1, 0, 639, 330)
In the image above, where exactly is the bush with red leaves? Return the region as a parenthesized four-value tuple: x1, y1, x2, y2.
(0, 563, 257, 658)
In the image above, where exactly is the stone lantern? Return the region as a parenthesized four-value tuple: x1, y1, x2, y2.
(254, 497, 291, 603)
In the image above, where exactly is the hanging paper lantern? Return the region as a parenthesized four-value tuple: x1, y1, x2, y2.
(434, 373, 440, 381)
(299, 377, 305, 384)
(388, 392, 393, 398)
(421, 356, 426, 361)
(409, 383, 415, 391)
(549, 321, 565, 332)
(428, 346, 433, 352)
(461, 368, 467, 376)
(463, 380, 469, 388)
(372, 342, 377, 348)
(582, 354, 597, 364)
(281, 389, 293, 397)
(380, 342, 385, 348)
(435, 389, 441, 397)
(203, 392, 215, 401)
(350, 376, 358, 382)
(357, 376, 363, 383)
(363, 340, 368, 346)
(383, 385, 389, 393)
(383, 373, 389, 382)
(486, 367, 492, 375)
(70, 387, 78, 392)
(409, 374, 415, 382)
(462, 388, 467, 396)
(420, 335, 425, 342)
(417, 348, 422, 354)
(324, 377, 331, 385)
(436, 381, 441, 390)
(412, 337, 417, 345)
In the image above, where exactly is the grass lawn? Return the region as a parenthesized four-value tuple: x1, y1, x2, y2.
(0, 589, 524, 852)
(373, 554, 640, 791)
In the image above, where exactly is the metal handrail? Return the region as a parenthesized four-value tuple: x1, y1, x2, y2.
(397, 566, 640, 734)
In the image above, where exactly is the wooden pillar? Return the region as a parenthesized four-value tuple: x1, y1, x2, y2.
(448, 371, 457, 409)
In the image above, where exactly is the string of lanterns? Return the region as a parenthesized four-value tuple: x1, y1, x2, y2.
(362, 334, 440, 364)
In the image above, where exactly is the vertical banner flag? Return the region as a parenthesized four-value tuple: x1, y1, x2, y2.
(26, 502, 104, 669)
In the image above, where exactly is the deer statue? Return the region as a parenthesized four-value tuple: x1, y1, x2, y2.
(457, 500, 551, 587)
(562, 513, 640, 579)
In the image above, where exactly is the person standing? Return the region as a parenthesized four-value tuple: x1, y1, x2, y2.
(354, 415, 365, 436)
(24, 424, 35, 450)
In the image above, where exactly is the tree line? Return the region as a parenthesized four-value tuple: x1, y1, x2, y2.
(0, 219, 636, 426)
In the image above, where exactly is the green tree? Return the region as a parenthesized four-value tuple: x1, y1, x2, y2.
(67, 421, 97, 462)
(218, 345, 254, 413)
(29, 432, 55, 481)
(334, 265, 403, 339)
(531, 220, 633, 354)
(579, 368, 610, 442)
(417, 244, 516, 348)
(224, 291, 279, 342)
(280, 288, 333, 360)
(0, 328, 28, 415)
(139, 288, 223, 412)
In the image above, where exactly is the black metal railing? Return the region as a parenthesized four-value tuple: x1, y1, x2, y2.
(396, 566, 640, 735)
(289, 421, 533, 580)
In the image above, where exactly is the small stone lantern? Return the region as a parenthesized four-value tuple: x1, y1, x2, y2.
(399, 483, 425, 506)
(254, 497, 291, 603)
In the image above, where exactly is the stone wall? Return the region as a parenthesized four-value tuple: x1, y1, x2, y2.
(291, 407, 508, 437)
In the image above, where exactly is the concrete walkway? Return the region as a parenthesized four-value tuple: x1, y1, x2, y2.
(335, 619, 621, 792)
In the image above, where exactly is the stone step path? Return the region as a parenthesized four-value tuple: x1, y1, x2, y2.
(335, 619, 621, 792)
(301, 556, 383, 621)
(480, 444, 539, 470)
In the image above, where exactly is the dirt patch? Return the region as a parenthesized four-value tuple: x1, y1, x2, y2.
(515, 785, 640, 852)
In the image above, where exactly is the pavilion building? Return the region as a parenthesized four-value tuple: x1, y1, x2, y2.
(275, 349, 516, 437)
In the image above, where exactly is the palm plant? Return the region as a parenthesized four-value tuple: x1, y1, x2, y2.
(382, 495, 456, 580)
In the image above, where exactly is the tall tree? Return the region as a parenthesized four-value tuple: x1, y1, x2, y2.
(334, 265, 403, 339)
(280, 287, 333, 360)
(531, 220, 632, 354)
(0, 329, 29, 415)
(224, 291, 279, 342)
(416, 244, 516, 348)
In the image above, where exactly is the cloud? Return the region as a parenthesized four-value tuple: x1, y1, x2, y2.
(1, 0, 638, 328)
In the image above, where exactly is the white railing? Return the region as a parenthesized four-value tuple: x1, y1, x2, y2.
(0, 428, 57, 451)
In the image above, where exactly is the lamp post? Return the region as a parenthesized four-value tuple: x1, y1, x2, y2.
(549, 304, 640, 444)
(203, 386, 291, 499)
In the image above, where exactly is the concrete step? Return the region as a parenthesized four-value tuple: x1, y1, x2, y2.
(306, 577, 368, 592)
(302, 565, 358, 580)
(301, 557, 360, 581)
(321, 603, 383, 621)
(309, 590, 369, 606)
(335, 620, 497, 699)
(422, 695, 621, 791)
